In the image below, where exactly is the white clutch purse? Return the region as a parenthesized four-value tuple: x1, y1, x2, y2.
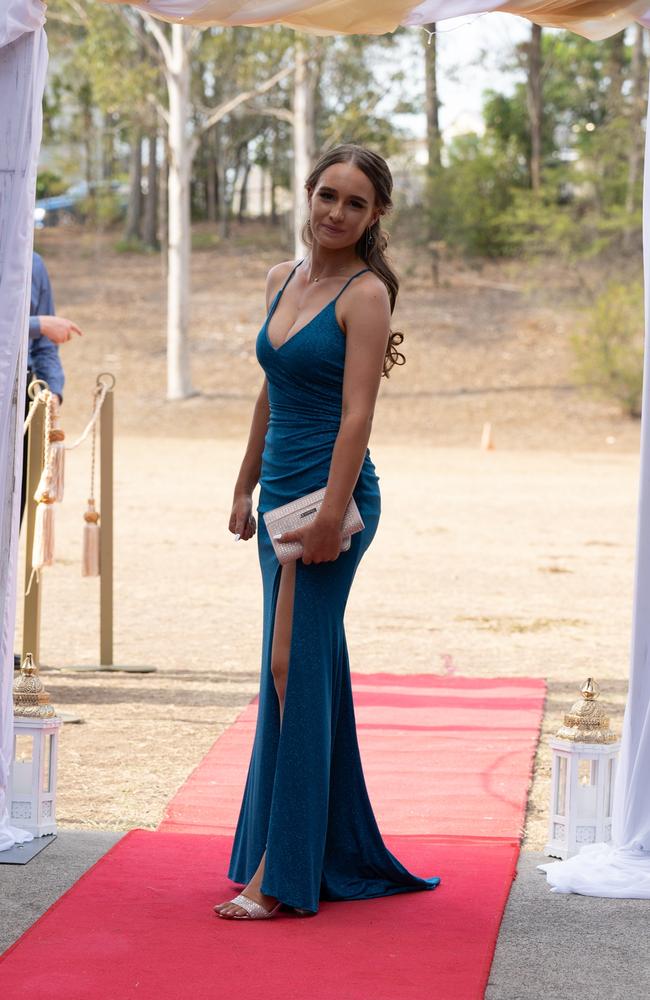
(262, 487, 365, 565)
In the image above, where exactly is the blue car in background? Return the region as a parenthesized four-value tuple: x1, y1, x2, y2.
(34, 180, 129, 227)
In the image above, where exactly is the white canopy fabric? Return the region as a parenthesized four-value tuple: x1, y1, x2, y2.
(0, 0, 44, 48)
(114, 0, 650, 40)
(0, 0, 649, 898)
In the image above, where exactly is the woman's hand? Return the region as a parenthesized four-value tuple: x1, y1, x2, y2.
(278, 514, 344, 565)
(229, 493, 256, 541)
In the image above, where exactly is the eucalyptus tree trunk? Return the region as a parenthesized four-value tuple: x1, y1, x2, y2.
(140, 11, 292, 398)
(124, 129, 143, 241)
(293, 36, 315, 258)
(624, 24, 646, 253)
(206, 128, 217, 224)
(238, 160, 252, 222)
(166, 23, 193, 400)
(423, 23, 442, 284)
(143, 129, 159, 249)
(271, 124, 279, 225)
(216, 126, 230, 239)
(527, 24, 543, 192)
(424, 24, 441, 172)
(158, 139, 168, 251)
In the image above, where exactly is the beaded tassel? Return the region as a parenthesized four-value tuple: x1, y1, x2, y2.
(82, 499, 100, 577)
(49, 427, 65, 502)
(82, 408, 100, 577)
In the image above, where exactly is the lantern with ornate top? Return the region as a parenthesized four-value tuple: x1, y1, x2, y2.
(545, 678, 620, 860)
(11, 654, 62, 836)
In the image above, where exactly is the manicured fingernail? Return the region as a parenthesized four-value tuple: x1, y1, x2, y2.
(273, 534, 282, 540)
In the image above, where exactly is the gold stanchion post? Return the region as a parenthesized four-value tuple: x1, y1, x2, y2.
(100, 379, 113, 666)
(65, 373, 155, 674)
(22, 387, 45, 668)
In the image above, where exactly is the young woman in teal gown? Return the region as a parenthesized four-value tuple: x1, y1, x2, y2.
(215, 144, 440, 920)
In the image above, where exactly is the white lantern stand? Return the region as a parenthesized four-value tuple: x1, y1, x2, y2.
(545, 678, 620, 861)
(11, 654, 62, 837)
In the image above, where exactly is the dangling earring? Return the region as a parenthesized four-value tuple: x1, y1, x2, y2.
(365, 227, 374, 257)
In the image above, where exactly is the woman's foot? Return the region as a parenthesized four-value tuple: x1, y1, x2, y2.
(214, 851, 279, 919)
(215, 884, 279, 919)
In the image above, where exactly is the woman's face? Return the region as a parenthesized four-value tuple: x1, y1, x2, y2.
(307, 162, 379, 251)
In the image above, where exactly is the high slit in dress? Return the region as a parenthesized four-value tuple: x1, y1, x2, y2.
(227, 261, 441, 913)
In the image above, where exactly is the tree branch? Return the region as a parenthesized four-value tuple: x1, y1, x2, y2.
(188, 27, 203, 53)
(52, 0, 88, 24)
(147, 93, 170, 127)
(197, 65, 293, 138)
(246, 105, 294, 125)
(118, 9, 165, 69)
(45, 11, 86, 27)
(139, 11, 174, 70)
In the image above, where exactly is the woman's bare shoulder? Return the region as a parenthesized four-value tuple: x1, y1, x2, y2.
(355, 269, 389, 301)
(341, 269, 391, 323)
(265, 259, 299, 306)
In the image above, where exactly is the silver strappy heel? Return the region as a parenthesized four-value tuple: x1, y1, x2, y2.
(215, 893, 282, 920)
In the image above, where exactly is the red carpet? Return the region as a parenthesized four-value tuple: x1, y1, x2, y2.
(160, 674, 546, 840)
(0, 675, 545, 999)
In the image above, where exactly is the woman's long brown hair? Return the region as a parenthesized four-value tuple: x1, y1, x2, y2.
(302, 143, 405, 377)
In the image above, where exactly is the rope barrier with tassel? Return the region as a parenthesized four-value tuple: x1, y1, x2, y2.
(26, 388, 57, 594)
(82, 398, 100, 577)
(63, 381, 108, 578)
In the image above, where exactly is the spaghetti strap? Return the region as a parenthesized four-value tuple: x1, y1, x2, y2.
(279, 260, 303, 294)
(332, 267, 371, 302)
(267, 260, 303, 322)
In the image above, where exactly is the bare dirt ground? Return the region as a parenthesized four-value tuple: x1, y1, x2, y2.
(15, 225, 642, 850)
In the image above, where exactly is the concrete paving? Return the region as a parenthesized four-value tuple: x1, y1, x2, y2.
(0, 830, 125, 954)
(487, 851, 650, 1000)
(1, 836, 648, 997)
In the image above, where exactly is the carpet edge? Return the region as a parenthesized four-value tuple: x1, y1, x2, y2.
(0, 828, 141, 964)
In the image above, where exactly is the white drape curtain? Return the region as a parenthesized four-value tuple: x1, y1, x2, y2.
(0, 0, 45, 48)
(0, 18, 48, 850)
(0, 1, 649, 896)
(539, 67, 650, 897)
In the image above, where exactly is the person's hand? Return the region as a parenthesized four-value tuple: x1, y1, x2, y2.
(278, 514, 344, 565)
(38, 316, 83, 344)
(229, 494, 256, 541)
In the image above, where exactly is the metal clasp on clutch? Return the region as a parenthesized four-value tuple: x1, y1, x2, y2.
(299, 507, 318, 519)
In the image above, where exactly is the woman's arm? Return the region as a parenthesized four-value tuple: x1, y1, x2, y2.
(229, 378, 269, 540)
(229, 261, 295, 540)
(280, 275, 391, 563)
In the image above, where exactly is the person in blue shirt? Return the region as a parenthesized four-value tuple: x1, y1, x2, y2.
(28, 251, 83, 402)
(22, 252, 83, 519)
(15, 252, 84, 666)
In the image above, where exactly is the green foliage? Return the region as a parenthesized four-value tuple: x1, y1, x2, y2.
(316, 35, 406, 155)
(114, 236, 157, 254)
(572, 282, 644, 417)
(36, 170, 66, 199)
(423, 28, 644, 260)
(426, 133, 520, 257)
(78, 191, 125, 228)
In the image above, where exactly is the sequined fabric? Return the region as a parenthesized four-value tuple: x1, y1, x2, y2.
(227, 262, 440, 913)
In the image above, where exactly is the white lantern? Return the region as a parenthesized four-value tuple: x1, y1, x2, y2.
(11, 654, 62, 837)
(545, 678, 620, 860)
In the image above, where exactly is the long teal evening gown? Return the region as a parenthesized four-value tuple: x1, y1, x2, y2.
(227, 262, 440, 913)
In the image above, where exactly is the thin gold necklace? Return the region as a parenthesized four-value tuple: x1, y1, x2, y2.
(308, 260, 357, 283)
